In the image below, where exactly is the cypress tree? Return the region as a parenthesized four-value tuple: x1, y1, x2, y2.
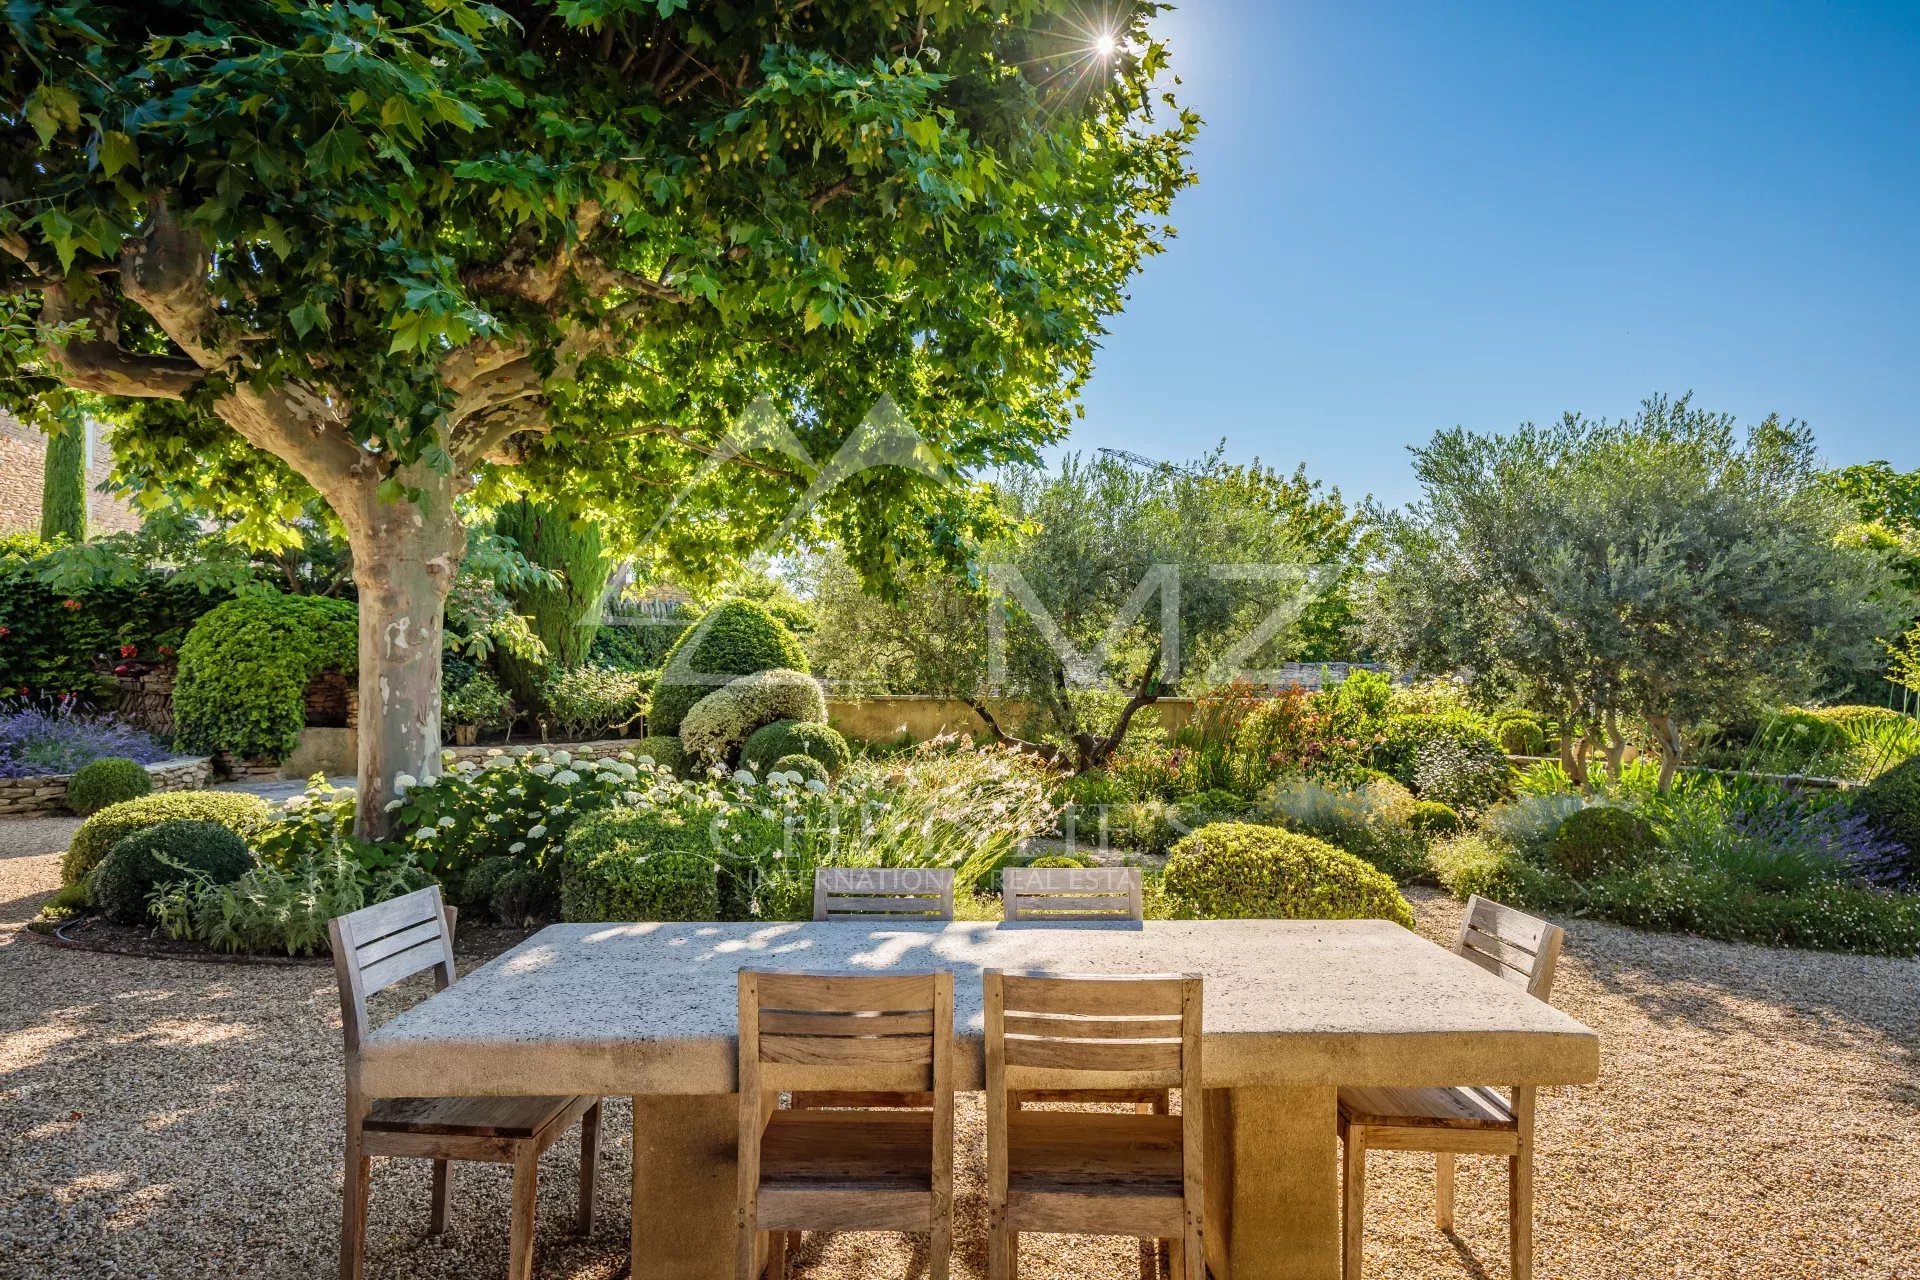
(39, 425, 88, 542)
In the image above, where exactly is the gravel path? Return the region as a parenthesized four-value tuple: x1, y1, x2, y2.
(2, 833, 1917, 1279)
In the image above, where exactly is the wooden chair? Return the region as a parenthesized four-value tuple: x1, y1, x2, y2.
(1337, 896, 1567, 1280)
(735, 970, 956, 1280)
(331, 886, 601, 1280)
(985, 971, 1205, 1280)
(812, 866, 956, 922)
(1002, 866, 1143, 922)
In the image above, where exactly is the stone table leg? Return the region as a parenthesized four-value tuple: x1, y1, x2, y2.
(632, 1094, 738, 1280)
(1204, 1085, 1340, 1280)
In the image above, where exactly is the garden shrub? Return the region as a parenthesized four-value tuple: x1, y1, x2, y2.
(1103, 798, 1182, 855)
(591, 611, 693, 672)
(1260, 776, 1426, 883)
(1575, 862, 1920, 958)
(1, 700, 169, 778)
(1162, 822, 1415, 928)
(1410, 729, 1511, 814)
(1859, 755, 1920, 878)
(679, 669, 826, 763)
(1177, 788, 1251, 819)
(38, 880, 91, 922)
(560, 808, 720, 921)
(461, 855, 520, 910)
(173, 593, 357, 761)
(442, 670, 513, 732)
(770, 754, 829, 786)
(1490, 709, 1550, 756)
(151, 846, 427, 956)
(63, 790, 273, 887)
(491, 500, 617, 709)
(634, 735, 689, 777)
(92, 820, 254, 924)
(1409, 800, 1464, 839)
(646, 599, 808, 735)
(1481, 792, 1586, 857)
(1373, 712, 1489, 787)
(1026, 853, 1095, 869)
(1429, 833, 1569, 907)
(491, 864, 558, 925)
(64, 756, 153, 815)
(541, 666, 650, 740)
(740, 720, 850, 777)
(1545, 804, 1656, 878)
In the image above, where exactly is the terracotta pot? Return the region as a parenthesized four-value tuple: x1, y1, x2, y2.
(452, 724, 479, 747)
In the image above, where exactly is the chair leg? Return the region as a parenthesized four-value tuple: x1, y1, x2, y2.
(930, 1214, 952, 1280)
(429, 1159, 452, 1236)
(507, 1146, 539, 1280)
(577, 1101, 602, 1236)
(989, 1225, 1017, 1280)
(339, 1125, 371, 1280)
(1509, 1150, 1533, 1280)
(1342, 1133, 1366, 1280)
(1435, 1152, 1456, 1231)
(766, 1226, 788, 1280)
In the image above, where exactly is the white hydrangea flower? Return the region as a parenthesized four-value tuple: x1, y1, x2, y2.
(552, 750, 573, 766)
(623, 790, 644, 805)
(384, 799, 404, 813)
(527, 823, 548, 839)
(393, 772, 419, 793)
(486, 748, 504, 757)
(509, 841, 527, 854)
(531, 762, 557, 778)
(634, 755, 655, 767)
(284, 794, 310, 811)
(437, 816, 457, 828)
(806, 779, 828, 794)
(732, 769, 758, 787)
(610, 761, 637, 780)
(528, 746, 551, 760)
(553, 769, 580, 785)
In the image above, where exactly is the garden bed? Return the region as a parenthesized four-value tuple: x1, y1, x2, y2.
(0, 754, 213, 818)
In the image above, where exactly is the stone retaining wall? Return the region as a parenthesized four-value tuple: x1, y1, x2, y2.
(0, 755, 215, 818)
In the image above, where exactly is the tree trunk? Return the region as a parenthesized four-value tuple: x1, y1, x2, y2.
(1647, 713, 1683, 793)
(338, 463, 466, 841)
(1557, 731, 1589, 788)
(1601, 708, 1628, 783)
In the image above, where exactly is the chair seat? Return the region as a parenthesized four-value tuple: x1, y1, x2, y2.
(760, 1108, 935, 1189)
(1014, 1087, 1168, 1108)
(1338, 1085, 1516, 1131)
(1008, 1110, 1185, 1193)
(363, 1094, 582, 1140)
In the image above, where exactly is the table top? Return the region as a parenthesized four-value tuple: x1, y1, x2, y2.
(360, 919, 1600, 1097)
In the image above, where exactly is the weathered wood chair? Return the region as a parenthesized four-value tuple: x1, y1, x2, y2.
(735, 970, 956, 1280)
(330, 886, 601, 1280)
(1337, 895, 1567, 1280)
(985, 971, 1205, 1280)
(812, 866, 956, 922)
(1001, 866, 1144, 922)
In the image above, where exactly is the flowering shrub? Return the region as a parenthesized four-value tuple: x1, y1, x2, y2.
(0, 698, 170, 778)
(1409, 728, 1511, 814)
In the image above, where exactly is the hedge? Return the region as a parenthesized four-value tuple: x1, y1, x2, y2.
(63, 790, 274, 887)
(646, 599, 807, 735)
(679, 669, 826, 763)
(1162, 822, 1416, 928)
(740, 719, 850, 777)
(560, 808, 720, 921)
(92, 819, 254, 924)
(173, 593, 357, 761)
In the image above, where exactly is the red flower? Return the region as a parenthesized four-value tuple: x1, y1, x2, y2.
(61, 598, 82, 610)
(0, 625, 8, 637)
(119, 644, 139, 658)
(16, 685, 27, 695)
(113, 665, 130, 675)
(158, 645, 174, 656)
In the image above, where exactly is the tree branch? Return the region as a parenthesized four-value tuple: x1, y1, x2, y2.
(39, 282, 206, 398)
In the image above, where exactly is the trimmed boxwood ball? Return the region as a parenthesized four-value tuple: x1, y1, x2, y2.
(1025, 853, 1095, 869)
(645, 599, 809, 736)
(560, 808, 720, 921)
(1162, 822, 1416, 928)
(1545, 805, 1655, 878)
(63, 790, 273, 887)
(741, 720, 851, 777)
(65, 756, 154, 816)
(633, 734, 690, 778)
(462, 855, 520, 910)
(1409, 800, 1465, 839)
(1859, 755, 1920, 878)
(91, 820, 255, 924)
(769, 753, 829, 786)
(679, 669, 827, 763)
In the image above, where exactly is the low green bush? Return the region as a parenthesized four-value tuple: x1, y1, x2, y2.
(769, 754, 829, 786)
(680, 669, 826, 763)
(1409, 800, 1464, 839)
(1176, 788, 1250, 820)
(1490, 709, 1550, 756)
(442, 670, 513, 731)
(37, 880, 92, 922)
(63, 790, 273, 887)
(1373, 712, 1485, 785)
(1103, 798, 1182, 855)
(1025, 852, 1095, 869)
(1575, 863, 1920, 958)
(1162, 822, 1415, 928)
(1411, 730, 1511, 815)
(647, 599, 809, 735)
(92, 820, 254, 924)
(740, 720, 850, 777)
(1859, 755, 1920, 876)
(151, 847, 428, 956)
(1429, 833, 1571, 907)
(491, 864, 558, 926)
(1261, 777, 1427, 883)
(1480, 792, 1586, 858)
(634, 735, 689, 778)
(1546, 805, 1655, 878)
(560, 808, 720, 921)
(64, 757, 153, 816)
(461, 855, 520, 910)
(542, 667, 650, 740)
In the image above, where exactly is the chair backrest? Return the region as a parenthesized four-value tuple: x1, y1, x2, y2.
(329, 885, 458, 1057)
(737, 970, 954, 1097)
(1002, 866, 1143, 921)
(984, 971, 1201, 1094)
(812, 867, 955, 922)
(1453, 895, 1564, 1002)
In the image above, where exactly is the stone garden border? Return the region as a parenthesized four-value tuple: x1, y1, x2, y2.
(0, 755, 216, 818)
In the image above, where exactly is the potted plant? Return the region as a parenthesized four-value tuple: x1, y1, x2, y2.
(443, 671, 511, 747)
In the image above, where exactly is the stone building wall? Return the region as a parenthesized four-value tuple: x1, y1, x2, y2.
(0, 411, 142, 537)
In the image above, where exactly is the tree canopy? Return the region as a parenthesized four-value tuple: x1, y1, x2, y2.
(2, 0, 1195, 829)
(1363, 394, 1909, 789)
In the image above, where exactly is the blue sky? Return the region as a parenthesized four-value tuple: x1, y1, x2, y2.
(1069, 0, 1920, 510)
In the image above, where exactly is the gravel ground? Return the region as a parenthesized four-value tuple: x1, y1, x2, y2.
(3, 833, 1918, 1280)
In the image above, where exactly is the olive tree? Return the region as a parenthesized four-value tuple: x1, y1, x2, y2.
(1364, 394, 1908, 789)
(2, 1, 1194, 832)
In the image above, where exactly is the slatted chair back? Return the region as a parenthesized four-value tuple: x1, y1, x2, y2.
(1002, 866, 1143, 921)
(738, 971, 953, 1096)
(812, 867, 956, 922)
(985, 972, 1201, 1095)
(1453, 895, 1565, 1002)
(330, 886, 458, 1058)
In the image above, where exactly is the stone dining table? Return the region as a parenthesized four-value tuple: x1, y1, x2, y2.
(362, 918, 1599, 1280)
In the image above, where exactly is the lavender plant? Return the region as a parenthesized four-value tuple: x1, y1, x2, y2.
(0, 697, 169, 778)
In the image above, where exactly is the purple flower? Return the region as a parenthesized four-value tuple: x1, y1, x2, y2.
(0, 697, 171, 779)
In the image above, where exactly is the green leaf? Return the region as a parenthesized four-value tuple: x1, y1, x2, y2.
(98, 130, 137, 177)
